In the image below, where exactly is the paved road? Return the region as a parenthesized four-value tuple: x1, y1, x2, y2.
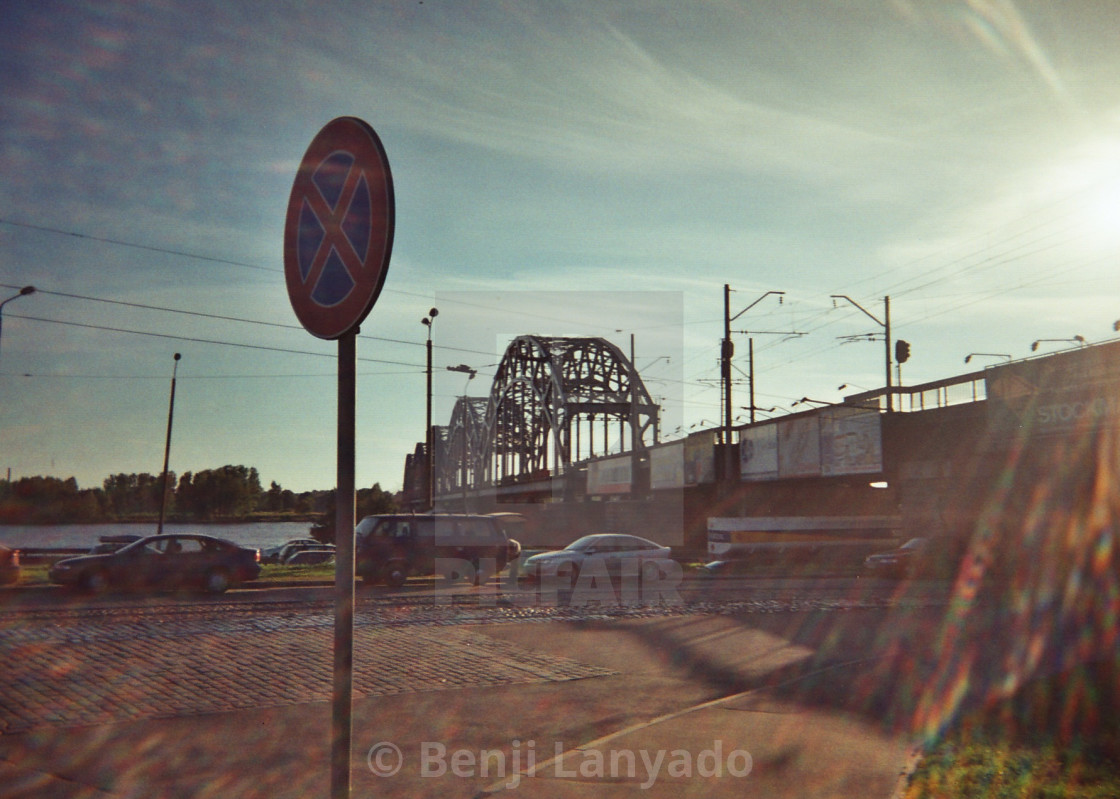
(0, 577, 949, 734)
(0, 578, 951, 797)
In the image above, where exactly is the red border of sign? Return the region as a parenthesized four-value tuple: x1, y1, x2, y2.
(284, 117, 394, 340)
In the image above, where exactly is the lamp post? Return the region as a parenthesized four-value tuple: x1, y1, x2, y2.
(722, 285, 784, 479)
(422, 308, 438, 510)
(964, 353, 1011, 364)
(157, 353, 181, 534)
(831, 294, 892, 412)
(0, 286, 36, 367)
(1030, 336, 1085, 352)
(791, 397, 836, 408)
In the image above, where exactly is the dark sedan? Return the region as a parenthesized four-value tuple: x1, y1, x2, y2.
(49, 533, 260, 594)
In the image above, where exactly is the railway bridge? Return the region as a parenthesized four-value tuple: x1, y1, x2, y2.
(402, 337, 1120, 560)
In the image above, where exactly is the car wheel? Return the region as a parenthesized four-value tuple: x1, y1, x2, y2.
(383, 563, 408, 588)
(642, 560, 661, 582)
(205, 568, 231, 594)
(82, 570, 109, 594)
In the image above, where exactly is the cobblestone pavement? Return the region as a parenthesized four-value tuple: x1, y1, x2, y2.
(0, 605, 615, 734)
(0, 582, 951, 736)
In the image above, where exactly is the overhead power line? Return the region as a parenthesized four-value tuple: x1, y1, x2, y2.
(0, 217, 277, 274)
(6, 312, 424, 368)
(0, 282, 494, 358)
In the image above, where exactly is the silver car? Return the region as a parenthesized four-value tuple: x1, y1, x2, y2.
(522, 534, 673, 582)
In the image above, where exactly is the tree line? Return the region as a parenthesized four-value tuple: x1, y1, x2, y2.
(0, 466, 397, 526)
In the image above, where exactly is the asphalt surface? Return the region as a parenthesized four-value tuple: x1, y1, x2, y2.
(0, 577, 952, 798)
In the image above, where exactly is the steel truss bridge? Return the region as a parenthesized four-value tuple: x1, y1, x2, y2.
(435, 335, 660, 495)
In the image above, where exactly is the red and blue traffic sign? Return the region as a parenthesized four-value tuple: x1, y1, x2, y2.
(284, 117, 394, 339)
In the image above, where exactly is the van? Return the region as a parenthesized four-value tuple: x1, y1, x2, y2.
(354, 513, 521, 587)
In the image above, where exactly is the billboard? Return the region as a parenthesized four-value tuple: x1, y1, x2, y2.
(587, 455, 632, 495)
(987, 341, 1120, 438)
(683, 432, 716, 485)
(778, 416, 821, 478)
(740, 423, 779, 481)
(820, 408, 882, 476)
(650, 442, 685, 490)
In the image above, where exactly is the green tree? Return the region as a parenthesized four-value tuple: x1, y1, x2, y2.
(175, 465, 263, 519)
(0, 476, 106, 524)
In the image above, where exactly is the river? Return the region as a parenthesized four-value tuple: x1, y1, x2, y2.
(0, 522, 318, 551)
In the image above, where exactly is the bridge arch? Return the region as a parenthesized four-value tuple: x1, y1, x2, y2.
(466, 335, 660, 487)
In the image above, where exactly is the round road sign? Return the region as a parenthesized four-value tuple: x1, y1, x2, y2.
(284, 117, 394, 339)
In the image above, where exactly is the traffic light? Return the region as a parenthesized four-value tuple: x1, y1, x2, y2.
(895, 339, 911, 364)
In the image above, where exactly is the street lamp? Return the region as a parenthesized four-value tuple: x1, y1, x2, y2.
(964, 353, 1011, 364)
(422, 308, 438, 510)
(791, 397, 836, 408)
(1030, 336, 1085, 352)
(446, 364, 477, 381)
(0, 285, 36, 366)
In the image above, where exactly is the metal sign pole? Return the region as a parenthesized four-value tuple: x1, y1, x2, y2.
(284, 118, 393, 799)
(331, 331, 357, 799)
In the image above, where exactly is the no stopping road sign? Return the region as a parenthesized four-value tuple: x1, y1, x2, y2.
(284, 117, 394, 339)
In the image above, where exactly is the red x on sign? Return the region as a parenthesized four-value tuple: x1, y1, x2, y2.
(284, 117, 394, 339)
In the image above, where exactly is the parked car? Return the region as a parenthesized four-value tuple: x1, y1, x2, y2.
(355, 513, 521, 587)
(0, 545, 21, 586)
(261, 538, 325, 564)
(863, 537, 928, 578)
(48, 533, 261, 594)
(284, 548, 335, 566)
(521, 534, 674, 583)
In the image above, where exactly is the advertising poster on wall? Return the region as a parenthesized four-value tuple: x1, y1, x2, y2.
(683, 432, 716, 485)
(650, 442, 685, 490)
(778, 416, 821, 478)
(587, 455, 633, 495)
(820, 408, 882, 476)
(986, 340, 1120, 438)
(740, 423, 779, 481)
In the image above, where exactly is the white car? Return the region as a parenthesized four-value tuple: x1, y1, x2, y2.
(522, 534, 673, 582)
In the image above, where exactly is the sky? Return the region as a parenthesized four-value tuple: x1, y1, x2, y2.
(2, 0, 1119, 494)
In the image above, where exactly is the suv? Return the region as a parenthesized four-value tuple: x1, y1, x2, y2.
(355, 514, 521, 587)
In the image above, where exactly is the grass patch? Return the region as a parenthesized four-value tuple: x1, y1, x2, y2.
(13, 562, 336, 587)
(15, 564, 51, 586)
(905, 733, 1120, 799)
(258, 562, 335, 582)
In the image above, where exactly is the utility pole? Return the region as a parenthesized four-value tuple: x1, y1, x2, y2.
(722, 285, 785, 480)
(157, 353, 181, 534)
(831, 295, 893, 412)
(422, 308, 438, 510)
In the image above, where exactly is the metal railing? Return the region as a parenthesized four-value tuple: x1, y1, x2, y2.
(845, 369, 988, 412)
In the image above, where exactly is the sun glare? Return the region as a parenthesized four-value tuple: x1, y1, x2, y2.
(1085, 173, 1120, 236)
(1048, 136, 1120, 248)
